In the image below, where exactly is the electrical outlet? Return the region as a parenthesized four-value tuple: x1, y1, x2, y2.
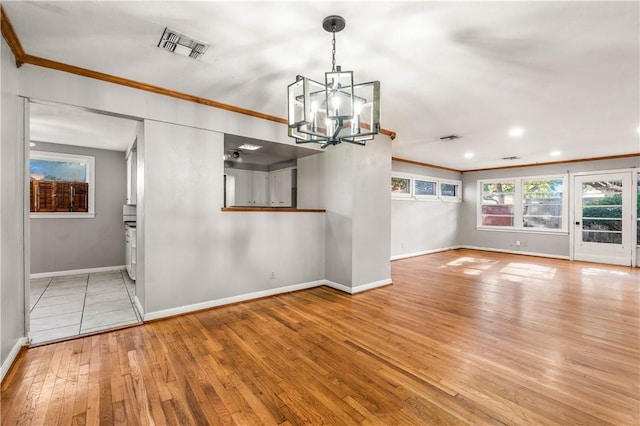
(269, 272, 275, 279)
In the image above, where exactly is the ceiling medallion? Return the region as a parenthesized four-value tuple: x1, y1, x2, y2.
(287, 15, 381, 149)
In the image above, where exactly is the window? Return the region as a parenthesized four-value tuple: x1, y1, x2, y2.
(391, 175, 412, 199)
(440, 179, 462, 202)
(481, 181, 515, 227)
(478, 175, 567, 232)
(30, 151, 95, 218)
(522, 178, 564, 230)
(391, 173, 462, 202)
(414, 177, 437, 200)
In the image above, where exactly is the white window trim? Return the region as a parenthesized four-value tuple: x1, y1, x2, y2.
(439, 178, 463, 203)
(30, 151, 96, 219)
(477, 173, 568, 233)
(391, 172, 463, 202)
(391, 173, 414, 199)
(413, 176, 439, 201)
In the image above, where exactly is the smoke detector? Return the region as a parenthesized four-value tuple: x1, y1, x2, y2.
(157, 27, 210, 59)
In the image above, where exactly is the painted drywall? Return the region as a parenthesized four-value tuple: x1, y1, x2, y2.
(320, 141, 393, 289)
(391, 161, 463, 258)
(352, 140, 392, 287)
(1, 38, 26, 368)
(461, 157, 640, 257)
(29, 142, 128, 274)
(142, 120, 325, 314)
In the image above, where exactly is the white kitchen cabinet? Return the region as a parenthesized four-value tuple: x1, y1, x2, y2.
(269, 168, 295, 207)
(227, 169, 268, 207)
(126, 149, 137, 205)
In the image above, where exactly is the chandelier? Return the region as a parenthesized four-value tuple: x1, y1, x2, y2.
(287, 15, 380, 148)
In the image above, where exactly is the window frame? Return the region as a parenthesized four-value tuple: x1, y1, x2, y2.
(30, 150, 96, 219)
(391, 173, 414, 199)
(439, 178, 463, 202)
(477, 174, 568, 233)
(413, 176, 439, 201)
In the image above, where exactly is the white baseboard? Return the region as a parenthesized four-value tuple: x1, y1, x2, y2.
(30, 265, 126, 279)
(1, 337, 29, 383)
(144, 280, 325, 321)
(460, 245, 570, 260)
(391, 246, 461, 261)
(324, 278, 393, 294)
(133, 296, 144, 319)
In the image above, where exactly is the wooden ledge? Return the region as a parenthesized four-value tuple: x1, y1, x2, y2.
(221, 207, 326, 213)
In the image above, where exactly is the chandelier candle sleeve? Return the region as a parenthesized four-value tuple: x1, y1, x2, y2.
(287, 15, 380, 148)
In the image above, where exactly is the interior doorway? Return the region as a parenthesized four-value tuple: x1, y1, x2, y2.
(26, 100, 143, 344)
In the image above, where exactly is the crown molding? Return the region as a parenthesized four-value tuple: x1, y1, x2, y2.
(392, 157, 462, 173)
(0, 6, 396, 140)
(0, 6, 25, 67)
(463, 152, 640, 173)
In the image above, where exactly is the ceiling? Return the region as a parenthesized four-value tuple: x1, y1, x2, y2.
(5, 1, 639, 171)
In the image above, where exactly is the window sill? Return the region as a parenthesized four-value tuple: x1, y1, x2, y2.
(31, 212, 95, 219)
(476, 226, 568, 236)
(221, 207, 325, 213)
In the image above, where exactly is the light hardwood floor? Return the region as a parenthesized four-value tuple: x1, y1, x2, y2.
(2, 249, 639, 425)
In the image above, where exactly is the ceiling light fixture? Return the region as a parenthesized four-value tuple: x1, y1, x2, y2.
(550, 150, 562, 157)
(287, 15, 380, 149)
(157, 27, 210, 59)
(508, 127, 525, 138)
(464, 152, 474, 159)
(238, 143, 263, 151)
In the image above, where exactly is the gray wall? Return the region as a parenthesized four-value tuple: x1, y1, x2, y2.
(321, 141, 392, 289)
(29, 143, 127, 274)
(391, 161, 463, 258)
(142, 120, 325, 315)
(461, 156, 640, 257)
(1, 38, 26, 369)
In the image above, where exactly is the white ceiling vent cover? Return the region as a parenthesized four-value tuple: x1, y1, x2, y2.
(157, 27, 210, 59)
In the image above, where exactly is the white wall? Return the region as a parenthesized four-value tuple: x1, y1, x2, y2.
(461, 156, 640, 258)
(391, 161, 463, 259)
(29, 143, 127, 274)
(1, 38, 26, 374)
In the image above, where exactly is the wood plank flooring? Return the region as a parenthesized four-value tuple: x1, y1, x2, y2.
(2, 249, 639, 425)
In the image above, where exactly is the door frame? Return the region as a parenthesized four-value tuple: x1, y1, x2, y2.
(570, 168, 638, 267)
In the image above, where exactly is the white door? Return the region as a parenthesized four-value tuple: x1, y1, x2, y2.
(573, 172, 633, 266)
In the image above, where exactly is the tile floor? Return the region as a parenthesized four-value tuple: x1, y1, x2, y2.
(30, 269, 142, 344)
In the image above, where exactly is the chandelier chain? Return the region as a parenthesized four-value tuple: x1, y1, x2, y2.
(331, 28, 336, 72)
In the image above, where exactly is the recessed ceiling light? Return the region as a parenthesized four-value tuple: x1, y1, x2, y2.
(550, 150, 562, 157)
(238, 143, 263, 151)
(508, 127, 525, 138)
(464, 152, 474, 159)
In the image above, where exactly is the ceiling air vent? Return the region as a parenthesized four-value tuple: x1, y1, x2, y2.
(158, 27, 210, 59)
(502, 156, 521, 160)
(439, 134, 461, 141)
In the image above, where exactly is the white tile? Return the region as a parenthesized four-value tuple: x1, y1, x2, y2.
(86, 282, 126, 295)
(31, 303, 83, 319)
(51, 275, 88, 285)
(34, 293, 85, 308)
(84, 291, 130, 306)
(81, 307, 138, 331)
(40, 286, 85, 298)
(30, 324, 80, 344)
(30, 311, 82, 332)
(82, 298, 135, 315)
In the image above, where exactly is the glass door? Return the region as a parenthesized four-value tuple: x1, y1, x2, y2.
(573, 172, 632, 266)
